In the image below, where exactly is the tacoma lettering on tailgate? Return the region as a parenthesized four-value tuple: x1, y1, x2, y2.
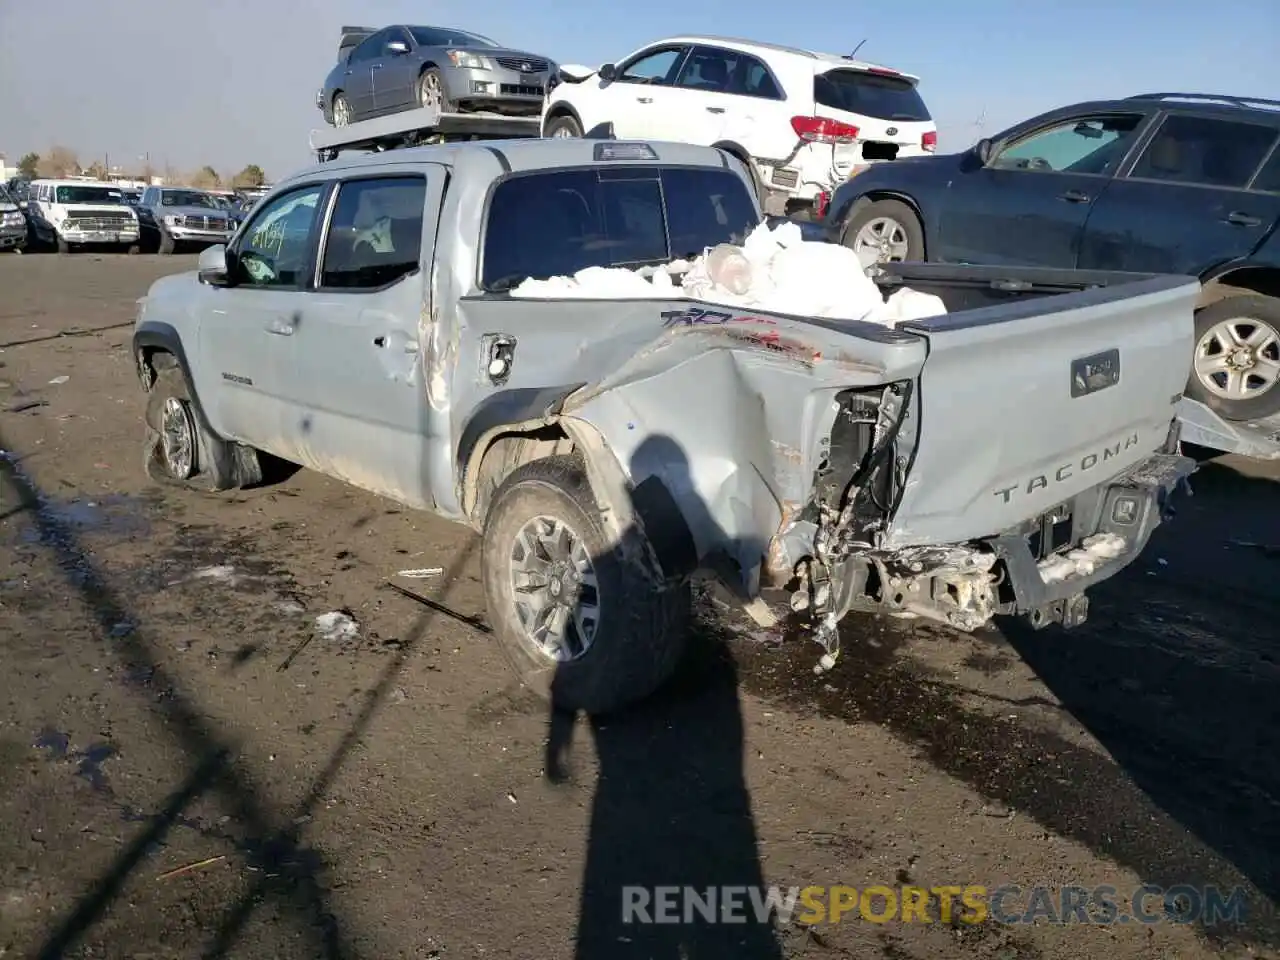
(993, 431, 1141, 503)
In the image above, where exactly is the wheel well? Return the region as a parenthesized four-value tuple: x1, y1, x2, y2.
(544, 103, 582, 130)
(331, 89, 343, 103)
(137, 345, 177, 389)
(1199, 266, 1280, 308)
(464, 423, 576, 523)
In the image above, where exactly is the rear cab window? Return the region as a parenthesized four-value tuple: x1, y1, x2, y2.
(814, 70, 931, 122)
(481, 166, 758, 291)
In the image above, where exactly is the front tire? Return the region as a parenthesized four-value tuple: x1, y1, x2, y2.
(544, 113, 582, 139)
(481, 455, 690, 715)
(1187, 294, 1280, 421)
(157, 228, 176, 255)
(418, 68, 454, 113)
(143, 356, 261, 492)
(841, 198, 924, 268)
(56, 235, 70, 254)
(331, 92, 352, 127)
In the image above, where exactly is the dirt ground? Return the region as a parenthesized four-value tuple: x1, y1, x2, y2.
(0, 252, 1278, 960)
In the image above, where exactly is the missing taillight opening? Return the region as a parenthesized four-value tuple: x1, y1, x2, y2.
(792, 115, 860, 144)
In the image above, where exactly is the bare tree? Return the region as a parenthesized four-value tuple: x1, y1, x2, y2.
(85, 161, 109, 181)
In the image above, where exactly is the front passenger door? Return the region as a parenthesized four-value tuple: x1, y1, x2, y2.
(935, 112, 1147, 267)
(603, 46, 689, 139)
(196, 183, 327, 452)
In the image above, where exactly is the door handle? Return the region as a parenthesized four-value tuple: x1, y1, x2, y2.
(636, 97, 652, 104)
(1225, 211, 1262, 227)
(706, 106, 725, 114)
(1059, 189, 1090, 203)
(266, 318, 294, 336)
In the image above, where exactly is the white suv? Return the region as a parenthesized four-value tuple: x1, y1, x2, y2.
(542, 35, 937, 217)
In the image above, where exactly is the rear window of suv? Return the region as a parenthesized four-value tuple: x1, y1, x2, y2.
(815, 70, 931, 122)
(481, 166, 759, 291)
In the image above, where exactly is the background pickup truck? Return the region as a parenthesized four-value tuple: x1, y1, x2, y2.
(130, 138, 1197, 715)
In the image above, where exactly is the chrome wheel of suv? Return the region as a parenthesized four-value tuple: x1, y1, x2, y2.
(851, 216, 910, 268)
(1194, 316, 1280, 402)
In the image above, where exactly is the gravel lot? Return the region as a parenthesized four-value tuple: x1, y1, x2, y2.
(1, 252, 1277, 960)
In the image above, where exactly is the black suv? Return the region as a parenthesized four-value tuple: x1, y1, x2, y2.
(824, 93, 1280, 422)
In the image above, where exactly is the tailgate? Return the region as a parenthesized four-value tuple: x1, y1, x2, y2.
(883, 274, 1198, 549)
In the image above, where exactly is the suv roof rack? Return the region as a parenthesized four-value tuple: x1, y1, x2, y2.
(1127, 92, 1280, 112)
(309, 105, 542, 161)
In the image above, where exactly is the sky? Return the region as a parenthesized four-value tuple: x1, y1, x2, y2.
(1, 0, 1277, 181)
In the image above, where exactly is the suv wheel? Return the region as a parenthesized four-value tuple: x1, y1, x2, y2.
(481, 455, 690, 715)
(545, 114, 582, 138)
(1188, 295, 1280, 421)
(841, 199, 923, 268)
(143, 355, 261, 492)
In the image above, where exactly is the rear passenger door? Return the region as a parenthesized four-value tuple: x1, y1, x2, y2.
(1077, 112, 1280, 275)
(281, 167, 445, 508)
(668, 45, 787, 153)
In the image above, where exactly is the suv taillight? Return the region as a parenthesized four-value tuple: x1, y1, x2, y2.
(922, 130, 937, 152)
(791, 116, 860, 144)
(814, 191, 831, 219)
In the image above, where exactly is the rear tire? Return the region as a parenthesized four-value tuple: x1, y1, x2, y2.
(841, 198, 924, 268)
(481, 455, 690, 716)
(544, 113, 582, 138)
(143, 356, 261, 493)
(1187, 295, 1280, 421)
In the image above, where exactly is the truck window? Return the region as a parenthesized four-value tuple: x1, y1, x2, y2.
(236, 185, 325, 288)
(815, 70, 931, 122)
(54, 185, 122, 204)
(320, 176, 426, 289)
(481, 166, 758, 291)
(1129, 114, 1279, 189)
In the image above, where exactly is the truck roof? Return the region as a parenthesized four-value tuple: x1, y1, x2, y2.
(283, 138, 738, 185)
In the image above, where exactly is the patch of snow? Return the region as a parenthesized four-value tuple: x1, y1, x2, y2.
(314, 611, 358, 642)
(1037, 533, 1127, 584)
(506, 220, 947, 328)
(397, 568, 443, 579)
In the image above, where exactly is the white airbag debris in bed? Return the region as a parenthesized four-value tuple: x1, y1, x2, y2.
(508, 220, 946, 327)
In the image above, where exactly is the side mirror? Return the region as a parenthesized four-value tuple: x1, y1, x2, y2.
(197, 244, 232, 286)
(598, 62, 617, 82)
(975, 138, 993, 165)
(387, 40, 409, 55)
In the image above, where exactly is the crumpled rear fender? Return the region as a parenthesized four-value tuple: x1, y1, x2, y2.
(560, 328, 920, 597)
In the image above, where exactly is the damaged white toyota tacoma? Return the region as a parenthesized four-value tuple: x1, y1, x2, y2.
(131, 137, 1198, 714)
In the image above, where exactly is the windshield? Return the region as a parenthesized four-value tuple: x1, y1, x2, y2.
(7, 181, 28, 201)
(162, 189, 219, 208)
(815, 70, 932, 122)
(54, 186, 123, 204)
(408, 26, 498, 47)
(0, 185, 12, 204)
